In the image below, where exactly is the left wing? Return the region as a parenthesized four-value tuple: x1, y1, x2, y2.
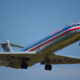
(0, 52, 36, 69)
(0, 61, 21, 69)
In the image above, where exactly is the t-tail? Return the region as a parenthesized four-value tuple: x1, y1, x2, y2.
(0, 40, 24, 52)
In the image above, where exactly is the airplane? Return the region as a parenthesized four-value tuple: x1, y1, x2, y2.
(0, 23, 80, 71)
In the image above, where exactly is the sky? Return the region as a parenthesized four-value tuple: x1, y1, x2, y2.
(0, 0, 80, 80)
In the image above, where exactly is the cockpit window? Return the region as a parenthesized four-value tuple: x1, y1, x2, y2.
(71, 23, 80, 27)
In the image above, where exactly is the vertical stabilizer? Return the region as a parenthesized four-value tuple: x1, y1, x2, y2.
(0, 40, 24, 52)
(0, 40, 12, 52)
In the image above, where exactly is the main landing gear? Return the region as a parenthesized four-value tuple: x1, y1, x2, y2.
(21, 62, 28, 69)
(21, 58, 28, 69)
(45, 64, 52, 71)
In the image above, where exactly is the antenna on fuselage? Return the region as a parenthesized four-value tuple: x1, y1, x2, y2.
(79, 41, 80, 46)
(78, 36, 80, 46)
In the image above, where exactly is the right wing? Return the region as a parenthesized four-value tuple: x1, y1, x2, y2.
(41, 54, 80, 65)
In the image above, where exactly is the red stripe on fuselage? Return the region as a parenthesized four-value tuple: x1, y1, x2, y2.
(29, 27, 80, 51)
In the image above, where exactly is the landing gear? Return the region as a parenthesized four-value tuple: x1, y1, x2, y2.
(21, 62, 28, 69)
(21, 58, 28, 69)
(45, 64, 52, 71)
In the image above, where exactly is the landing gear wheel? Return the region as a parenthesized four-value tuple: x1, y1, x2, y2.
(48, 65, 52, 71)
(45, 64, 49, 70)
(21, 63, 28, 69)
(45, 64, 52, 71)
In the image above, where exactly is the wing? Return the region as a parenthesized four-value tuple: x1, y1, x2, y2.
(0, 61, 21, 69)
(0, 52, 36, 69)
(41, 54, 80, 65)
(0, 52, 80, 69)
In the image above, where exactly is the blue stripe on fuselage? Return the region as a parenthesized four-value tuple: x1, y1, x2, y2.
(23, 25, 73, 51)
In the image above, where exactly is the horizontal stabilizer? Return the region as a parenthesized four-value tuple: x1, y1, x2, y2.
(0, 40, 24, 52)
(0, 40, 24, 48)
(10, 43, 24, 48)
